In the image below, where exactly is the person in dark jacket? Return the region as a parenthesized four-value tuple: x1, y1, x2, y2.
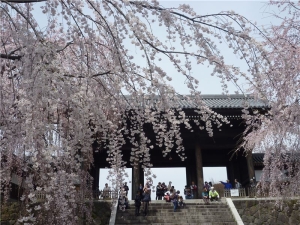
(134, 191, 141, 216)
(138, 183, 143, 196)
(156, 182, 163, 200)
(142, 190, 151, 216)
(123, 182, 129, 196)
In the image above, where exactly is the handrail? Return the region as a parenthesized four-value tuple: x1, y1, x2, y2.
(226, 198, 244, 225)
(109, 198, 119, 225)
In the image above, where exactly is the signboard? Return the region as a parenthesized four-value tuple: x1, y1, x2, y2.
(230, 189, 239, 197)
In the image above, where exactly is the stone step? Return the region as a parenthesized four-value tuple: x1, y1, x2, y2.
(129, 203, 227, 209)
(118, 209, 231, 214)
(116, 214, 234, 219)
(125, 208, 229, 212)
(115, 199, 237, 225)
(124, 204, 229, 209)
(116, 216, 234, 223)
(128, 204, 228, 207)
(117, 221, 237, 225)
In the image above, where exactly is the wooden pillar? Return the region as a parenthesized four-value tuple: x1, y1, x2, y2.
(195, 141, 204, 199)
(132, 160, 140, 200)
(186, 163, 192, 187)
(246, 151, 255, 181)
(227, 162, 235, 185)
(91, 165, 100, 191)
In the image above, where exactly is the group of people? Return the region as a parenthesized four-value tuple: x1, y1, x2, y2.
(184, 181, 198, 199)
(201, 181, 219, 204)
(118, 182, 130, 211)
(111, 178, 251, 214)
(134, 181, 186, 215)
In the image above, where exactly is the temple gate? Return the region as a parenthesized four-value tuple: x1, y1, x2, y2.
(92, 94, 268, 199)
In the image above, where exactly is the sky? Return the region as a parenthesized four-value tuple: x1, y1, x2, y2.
(25, 0, 279, 198)
(29, 0, 282, 95)
(121, 0, 280, 95)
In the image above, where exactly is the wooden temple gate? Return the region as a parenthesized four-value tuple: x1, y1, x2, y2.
(91, 95, 268, 199)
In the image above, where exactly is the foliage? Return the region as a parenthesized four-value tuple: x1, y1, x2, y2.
(240, 0, 300, 198)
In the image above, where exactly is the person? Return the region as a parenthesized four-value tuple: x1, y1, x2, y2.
(178, 195, 184, 208)
(167, 181, 172, 191)
(123, 182, 129, 196)
(171, 190, 179, 212)
(170, 185, 176, 194)
(118, 187, 129, 211)
(209, 182, 213, 188)
(202, 187, 210, 204)
(161, 182, 167, 195)
(209, 187, 219, 202)
(102, 183, 110, 199)
(220, 180, 232, 189)
(190, 181, 198, 198)
(144, 181, 151, 192)
(249, 178, 256, 188)
(204, 181, 211, 195)
(156, 182, 163, 200)
(138, 183, 143, 196)
(134, 191, 141, 216)
(234, 179, 241, 189)
(249, 179, 257, 198)
(163, 190, 171, 202)
(142, 189, 151, 216)
(184, 185, 192, 199)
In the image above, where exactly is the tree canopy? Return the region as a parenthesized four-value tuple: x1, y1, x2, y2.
(1, 0, 300, 224)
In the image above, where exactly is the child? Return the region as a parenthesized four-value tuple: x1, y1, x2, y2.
(134, 191, 141, 216)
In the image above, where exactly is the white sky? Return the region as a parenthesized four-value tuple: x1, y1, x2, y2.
(99, 167, 228, 200)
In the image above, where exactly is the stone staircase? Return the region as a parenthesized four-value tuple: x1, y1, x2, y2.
(115, 199, 237, 225)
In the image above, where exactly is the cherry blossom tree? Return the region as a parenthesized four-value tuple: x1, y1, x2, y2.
(240, 0, 300, 198)
(1, 0, 299, 224)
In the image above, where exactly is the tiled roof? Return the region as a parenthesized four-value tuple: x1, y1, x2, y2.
(126, 94, 269, 109)
(177, 94, 269, 109)
(253, 153, 264, 166)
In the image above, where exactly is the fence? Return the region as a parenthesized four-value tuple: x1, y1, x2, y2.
(224, 188, 247, 198)
(35, 190, 118, 201)
(223, 187, 270, 198)
(97, 190, 118, 200)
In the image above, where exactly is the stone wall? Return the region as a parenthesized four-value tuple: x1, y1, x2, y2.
(233, 199, 300, 225)
(0, 202, 21, 225)
(1, 201, 111, 225)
